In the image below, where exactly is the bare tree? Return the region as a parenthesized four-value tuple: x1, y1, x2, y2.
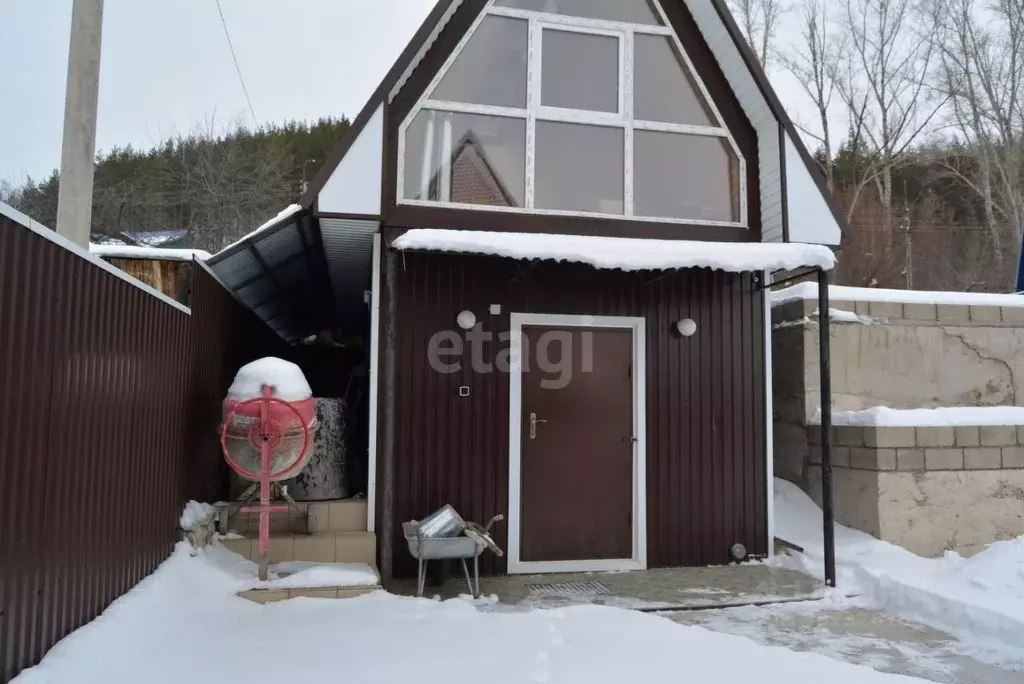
(160, 117, 295, 250)
(929, 0, 1024, 281)
(727, 0, 789, 69)
(780, 0, 841, 190)
(835, 0, 947, 224)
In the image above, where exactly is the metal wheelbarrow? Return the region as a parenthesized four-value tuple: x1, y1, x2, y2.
(403, 513, 503, 598)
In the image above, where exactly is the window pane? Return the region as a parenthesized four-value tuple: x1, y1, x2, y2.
(634, 131, 740, 222)
(403, 111, 526, 208)
(536, 122, 624, 214)
(541, 30, 619, 113)
(496, 0, 661, 25)
(634, 35, 716, 126)
(431, 16, 528, 108)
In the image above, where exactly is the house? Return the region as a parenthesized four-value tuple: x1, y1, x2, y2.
(205, 0, 845, 583)
(89, 243, 211, 304)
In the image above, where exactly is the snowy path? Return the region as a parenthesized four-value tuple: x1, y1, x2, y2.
(13, 544, 930, 684)
(669, 597, 1024, 683)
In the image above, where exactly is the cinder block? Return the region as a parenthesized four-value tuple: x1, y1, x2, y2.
(956, 426, 981, 447)
(854, 301, 870, 315)
(876, 449, 897, 471)
(925, 448, 964, 470)
(902, 303, 937, 321)
(937, 304, 970, 322)
(834, 426, 865, 447)
(981, 426, 1017, 447)
(849, 448, 895, 470)
(896, 448, 926, 471)
(970, 306, 1002, 323)
(866, 427, 917, 448)
(1000, 307, 1024, 325)
(915, 427, 955, 447)
(833, 446, 851, 468)
(965, 448, 1002, 470)
(868, 301, 904, 319)
(1017, 427, 1024, 445)
(1002, 447, 1024, 469)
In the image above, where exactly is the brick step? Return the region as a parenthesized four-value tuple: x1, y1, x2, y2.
(221, 531, 376, 565)
(231, 499, 367, 535)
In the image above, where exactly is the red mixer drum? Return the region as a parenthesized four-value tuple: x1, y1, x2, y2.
(220, 358, 319, 482)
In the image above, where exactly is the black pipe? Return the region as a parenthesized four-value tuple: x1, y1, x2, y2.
(379, 246, 398, 585)
(817, 268, 837, 587)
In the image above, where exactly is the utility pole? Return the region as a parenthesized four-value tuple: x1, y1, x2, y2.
(901, 185, 913, 290)
(56, 0, 105, 248)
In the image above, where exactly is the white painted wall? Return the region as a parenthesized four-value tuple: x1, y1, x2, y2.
(317, 105, 384, 215)
(785, 133, 842, 246)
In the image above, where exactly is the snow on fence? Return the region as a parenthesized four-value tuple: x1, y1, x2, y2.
(0, 210, 290, 681)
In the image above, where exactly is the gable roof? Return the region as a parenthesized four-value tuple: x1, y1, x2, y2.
(300, 0, 846, 242)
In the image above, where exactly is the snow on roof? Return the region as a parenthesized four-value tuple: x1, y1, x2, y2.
(90, 244, 211, 262)
(772, 282, 1024, 308)
(392, 230, 836, 274)
(813, 406, 1024, 427)
(215, 204, 303, 257)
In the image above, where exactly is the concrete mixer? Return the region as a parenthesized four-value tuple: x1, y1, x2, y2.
(220, 358, 318, 579)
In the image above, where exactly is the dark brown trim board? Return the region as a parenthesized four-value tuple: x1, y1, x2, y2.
(386, 206, 758, 243)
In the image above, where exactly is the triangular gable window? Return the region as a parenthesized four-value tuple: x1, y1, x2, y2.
(398, 0, 746, 226)
(496, 0, 663, 26)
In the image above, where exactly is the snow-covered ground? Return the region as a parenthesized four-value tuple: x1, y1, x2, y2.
(670, 596, 1020, 683)
(772, 479, 1024, 665)
(14, 542, 931, 684)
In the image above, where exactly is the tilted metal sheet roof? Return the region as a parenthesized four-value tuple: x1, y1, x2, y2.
(320, 217, 379, 332)
(205, 210, 376, 343)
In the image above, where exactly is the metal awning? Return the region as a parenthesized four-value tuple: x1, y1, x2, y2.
(205, 209, 334, 343)
(205, 209, 378, 344)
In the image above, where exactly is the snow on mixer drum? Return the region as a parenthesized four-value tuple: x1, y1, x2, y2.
(220, 358, 319, 482)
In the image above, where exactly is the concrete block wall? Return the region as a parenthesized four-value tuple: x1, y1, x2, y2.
(808, 426, 1024, 472)
(773, 295, 1024, 557)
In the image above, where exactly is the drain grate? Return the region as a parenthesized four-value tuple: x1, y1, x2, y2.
(526, 581, 611, 597)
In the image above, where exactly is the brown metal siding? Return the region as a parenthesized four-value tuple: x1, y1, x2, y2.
(388, 251, 766, 578)
(0, 216, 287, 682)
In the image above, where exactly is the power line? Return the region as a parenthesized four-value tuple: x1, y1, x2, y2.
(215, 0, 258, 126)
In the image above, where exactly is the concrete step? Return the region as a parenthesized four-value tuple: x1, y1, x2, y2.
(231, 499, 367, 535)
(239, 585, 380, 603)
(221, 531, 376, 565)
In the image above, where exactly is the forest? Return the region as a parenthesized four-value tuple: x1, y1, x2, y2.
(4, 0, 1022, 292)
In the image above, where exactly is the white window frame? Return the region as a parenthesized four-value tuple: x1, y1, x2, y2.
(396, 0, 748, 228)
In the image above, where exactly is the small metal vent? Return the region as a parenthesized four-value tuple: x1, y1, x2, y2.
(526, 581, 611, 598)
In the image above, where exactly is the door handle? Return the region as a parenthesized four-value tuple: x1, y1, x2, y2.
(529, 412, 547, 440)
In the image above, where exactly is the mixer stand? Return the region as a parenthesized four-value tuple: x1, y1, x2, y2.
(238, 482, 296, 506)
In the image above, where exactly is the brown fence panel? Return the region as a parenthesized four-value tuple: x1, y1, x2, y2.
(0, 216, 288, 681)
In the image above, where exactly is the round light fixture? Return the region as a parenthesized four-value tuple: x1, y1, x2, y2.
(730, 543, 748, 562)
(676, 318, 697, 337)
(457, 310, 477, 331)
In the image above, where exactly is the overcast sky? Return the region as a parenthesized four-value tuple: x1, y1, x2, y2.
(0, 0, 816, 185)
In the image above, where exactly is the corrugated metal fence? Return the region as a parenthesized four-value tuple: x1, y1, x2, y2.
(0, 214, 288, 681)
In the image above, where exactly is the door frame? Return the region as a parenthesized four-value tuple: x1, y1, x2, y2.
(507, 313, 647, 575)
